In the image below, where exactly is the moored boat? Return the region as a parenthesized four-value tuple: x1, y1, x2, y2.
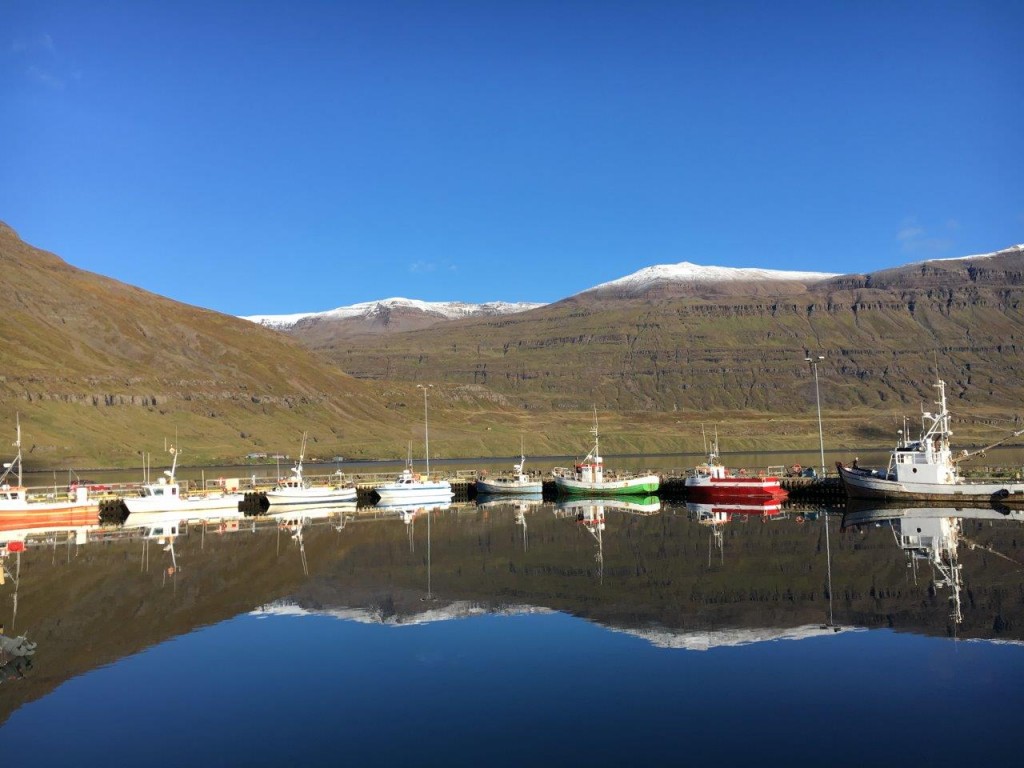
(374, 465, 454, 504)
(123, 447, 245, 517)
(837, 378, 1024, 505)
(552, 410, 659, 496)
(476, 444, 543, 495)
(376, 389, 454, 504)
(265, 433, 357, 507)
(0, 416, 100, 527)
(684, 434, 787, 502)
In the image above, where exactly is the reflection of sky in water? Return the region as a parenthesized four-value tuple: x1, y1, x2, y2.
(3, 612, 1023, 766)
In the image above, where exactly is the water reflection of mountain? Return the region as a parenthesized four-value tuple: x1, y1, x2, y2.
(2, 500, 1022, 723)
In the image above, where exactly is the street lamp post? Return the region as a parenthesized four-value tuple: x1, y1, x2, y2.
(805, 355, 826, 477)
(417, 384, 433, 477)
(804, 354, 835, 628)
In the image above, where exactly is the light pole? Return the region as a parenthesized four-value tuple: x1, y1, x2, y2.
(805, 355, 826, 477)
(417, 384, 433, 477)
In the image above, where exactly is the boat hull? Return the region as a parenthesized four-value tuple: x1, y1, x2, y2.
(123, 494, 244, 516)
(553, 474, 660, 496)
(374, 482, 454, 504)
(684, 477, 788, 503)
(475, 478, 543, 495)
(265, 487, 357, 506)
(838, 464, 1024, 505)
(0, 505, 99, 533)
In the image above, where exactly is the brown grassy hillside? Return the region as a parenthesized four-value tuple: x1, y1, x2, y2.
(295, 247, 1024, 451)
(0, 222, 467, 466)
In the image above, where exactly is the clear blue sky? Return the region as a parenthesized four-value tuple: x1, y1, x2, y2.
(2, 1, 1022, 316)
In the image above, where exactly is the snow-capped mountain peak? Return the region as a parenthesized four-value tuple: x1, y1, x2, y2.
(919, 243, 1024, 265)
(586, 261, 839, 294)
(243, 297, 546, 330)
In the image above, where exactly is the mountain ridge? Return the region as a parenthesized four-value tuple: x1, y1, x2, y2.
(242, 245, 1022, 329)
(3, 220, 1023, 466)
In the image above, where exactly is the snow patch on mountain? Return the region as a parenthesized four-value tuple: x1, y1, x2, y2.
(920, 243, 1024, 265)
(587, 262, 839, 293)
(243, 297, 546, 330)
(251, 600, 554, 626)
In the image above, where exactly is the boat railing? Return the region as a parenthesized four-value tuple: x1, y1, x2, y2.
(15, 481, 139, 502)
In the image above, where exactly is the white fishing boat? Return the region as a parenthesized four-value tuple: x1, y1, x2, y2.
(837, 378, 1024, 505)
(476, 442, 543, 495)
(123, 447, 245, 516)
(375, 388, 454, 505)
(552, 409, 659, 496)
(265, 433, 356, 507)
(1, 415, 99, 527)
(374, 464, 454, 504)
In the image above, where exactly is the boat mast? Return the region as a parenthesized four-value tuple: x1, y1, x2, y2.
(165, 446, 178, 484)
(15, 414, 22, 487)
(294, 431, 308, 483)
(1, 413, 24, 487)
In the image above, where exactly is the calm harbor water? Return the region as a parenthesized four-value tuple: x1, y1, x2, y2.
(2, 498, 1022, 766)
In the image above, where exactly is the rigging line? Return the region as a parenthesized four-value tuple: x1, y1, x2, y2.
(952, 426, 1024, 464)
(961, 537, 1024, 566)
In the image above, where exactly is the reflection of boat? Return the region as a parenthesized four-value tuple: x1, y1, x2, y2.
(686, 499, 786, 567)
(556, 496, 662, 516)
(684, 430, 787, 502)
(554, 499, 606, 579)
(837, 378, 1024, 504)
(0, 522, 95, 552)
(552, 410, 659, 496)
(0, 632, 37, 683)
(268, 501, 357, 526)
(685, 499, 784, 523)
(1, 416, 100, 526)
(374, 500, 453, 516)
(476, 442, 544, 495)
(476, 492, 544, 510)
(841, 504, 1024, 625)
(265, 433, 356, 507)
(842, 502, 1024, 527)
(124, 447, 245, 516)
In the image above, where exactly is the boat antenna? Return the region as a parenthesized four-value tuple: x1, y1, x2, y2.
(590, 406, 600, 460)
(165, 445, 178, 483)
(701, 424, 708, 457)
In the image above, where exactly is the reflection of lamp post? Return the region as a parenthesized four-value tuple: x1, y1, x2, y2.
(805, 355, 825, 477)
(417, 384, 433, 477)
(805, 354, 836, 629)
